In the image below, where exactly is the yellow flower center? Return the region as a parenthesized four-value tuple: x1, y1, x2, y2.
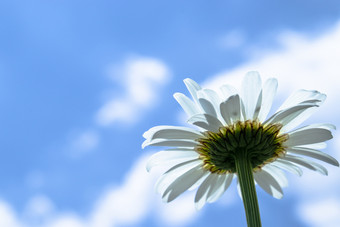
(196, 120, 289, 174)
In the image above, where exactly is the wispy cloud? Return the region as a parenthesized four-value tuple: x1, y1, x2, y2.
(297, 198, 340, 227)
(206, 21, 340, 106)
(48, 215, 84, 227)
(3, 155, 198, 227)
(23, 195, 54, 225)
(96, 57, 171, 126)
(65, 56, 170, 155)
(87, 154, 197, 227)
(0, 201, 22, 227)
(89, 154, 153, 227)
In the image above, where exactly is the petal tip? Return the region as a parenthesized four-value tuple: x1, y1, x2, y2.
(145, 165, 151, 172)
(275, 194, 284, 199)
(142, 130, 150, 139)
(141, 140, 149, 149)
(194, 202, 204, 210)
(183, 78, 192, 83)
(173, 92, 181, 98)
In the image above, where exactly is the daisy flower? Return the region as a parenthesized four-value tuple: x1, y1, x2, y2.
(142, 71, 338, 226)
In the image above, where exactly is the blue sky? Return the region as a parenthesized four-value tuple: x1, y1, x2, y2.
(0, 1, 340, 226)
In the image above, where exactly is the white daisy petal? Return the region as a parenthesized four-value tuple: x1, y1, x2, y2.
(280, 155, 328, 175)
(146, 149, 199, 172)
(254, 169, 284, 199)
(173, 92, 200, 117)
(241, 71, 262, 120)
(198, 98, 217, 117)
(220, 84, 238, 100)
(162, 166, 207, 202)
(280, 107, 321, 132)
(289, 123, 336, 133)
(298, 142, 327, 150)
(287, 147, 339, 166)
(252, 90, 262, 120)
(194, 173, 234, 209)
(277, 92, 326, 132)
(264, 104, 317, 126)
(198, 89, 222, 108)
(142, 138, 198, 149)
(155, 159, 202, 194)
(198, 89, 224, 123)
(183, 78, 202, 102)
(220, 94, 241, 125)
(187, 113, 224, 132)
(258, 78, 278, 122)
(236, 179, 242, 200)
(188, 171, 210, 191)
(284, 128, 333, 147)
(278, 89, 326, 111)
(299, 99, 324, 105)
(240, 99, 246, 121)
(271, 160, 303, 176)
(195, 173, 217, 210)
(207, 173, 234, 203)
(143, 125, 202, 141)
(262, 165, 288, 187)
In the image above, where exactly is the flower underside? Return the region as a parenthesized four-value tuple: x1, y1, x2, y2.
(196, 120, 289, 174)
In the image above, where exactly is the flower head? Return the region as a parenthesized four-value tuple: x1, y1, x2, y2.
(142, 71, 338, 210)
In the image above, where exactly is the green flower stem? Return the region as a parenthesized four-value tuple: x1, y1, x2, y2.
(235, 149, 262, 227)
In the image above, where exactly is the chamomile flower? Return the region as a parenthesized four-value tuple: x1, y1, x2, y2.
(142, 71, 338, 218)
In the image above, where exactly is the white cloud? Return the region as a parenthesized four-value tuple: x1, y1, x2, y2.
(67, 57, 170, 156)
(289, 165, 339, 198)
(95, 99, 136, 126)
(155, 193, 197, 227)
(23, 195, 54, 223)
(88, 155, 153, 227)
(297, 198, 340, 227)
(4, 154, 199, 227)
(88, 154, 197, 227)
(48, 214, 84, 227)
(205, 21, 340, 116)
(96, 57, 170, 126)
(0, 201, 22, 227)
